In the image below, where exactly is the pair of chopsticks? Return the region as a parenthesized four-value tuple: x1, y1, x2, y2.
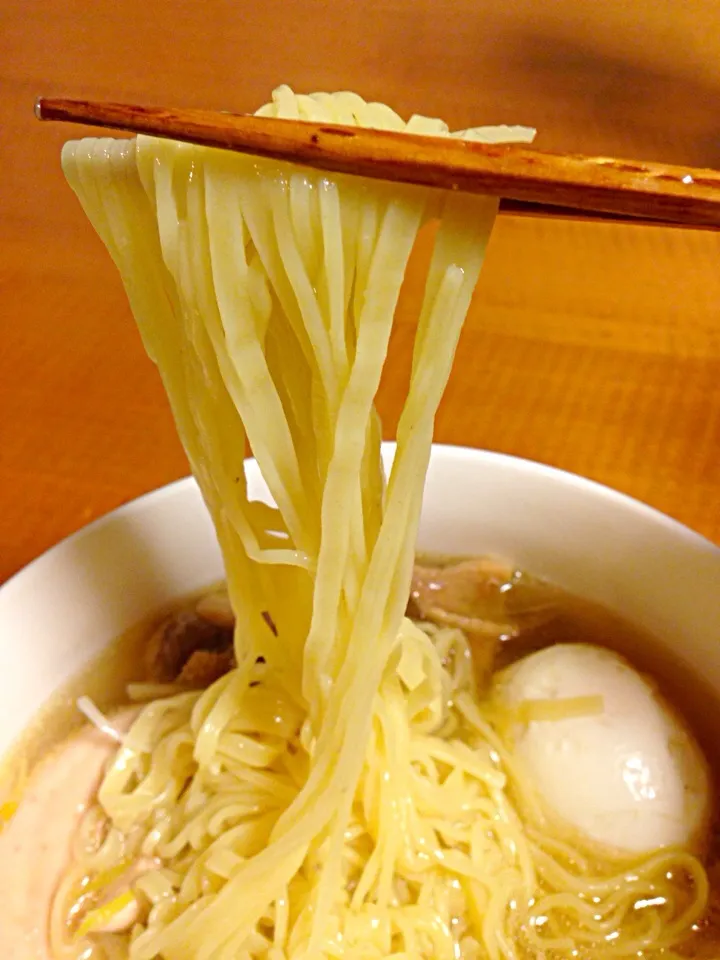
(35, 97, 720, 229)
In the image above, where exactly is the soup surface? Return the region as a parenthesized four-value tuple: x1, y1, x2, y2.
(1, 557, 718, 960)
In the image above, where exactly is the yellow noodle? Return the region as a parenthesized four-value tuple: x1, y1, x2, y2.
(54, 86, 711, 960)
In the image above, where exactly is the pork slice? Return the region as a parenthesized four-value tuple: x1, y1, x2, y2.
(0, 707, 138, 959)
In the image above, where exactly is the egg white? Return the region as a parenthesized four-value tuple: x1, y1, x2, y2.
(497, 643, 710, 855)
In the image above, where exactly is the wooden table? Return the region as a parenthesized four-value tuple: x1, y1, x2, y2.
(2, 0, 719, 584)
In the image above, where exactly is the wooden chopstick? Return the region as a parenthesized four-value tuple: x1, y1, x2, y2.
(35, 96, 720, 229)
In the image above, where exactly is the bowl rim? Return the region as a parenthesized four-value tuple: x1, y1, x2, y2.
(2, 444, 717, 606)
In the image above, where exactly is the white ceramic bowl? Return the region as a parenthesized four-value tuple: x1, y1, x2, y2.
(1, 444, 718, 759)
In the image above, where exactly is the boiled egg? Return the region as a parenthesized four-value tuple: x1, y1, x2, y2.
(497, 643, 710, 855)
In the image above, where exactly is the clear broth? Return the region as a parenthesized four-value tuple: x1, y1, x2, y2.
(2, 564, 719, 957)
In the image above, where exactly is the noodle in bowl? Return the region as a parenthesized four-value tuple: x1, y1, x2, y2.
(1, 445, 718, 958)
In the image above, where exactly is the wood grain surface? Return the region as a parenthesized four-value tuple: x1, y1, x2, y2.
(2, 0, 720, 584)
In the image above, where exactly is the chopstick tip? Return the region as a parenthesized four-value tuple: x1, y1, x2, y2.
(34, 97, 46, 120)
